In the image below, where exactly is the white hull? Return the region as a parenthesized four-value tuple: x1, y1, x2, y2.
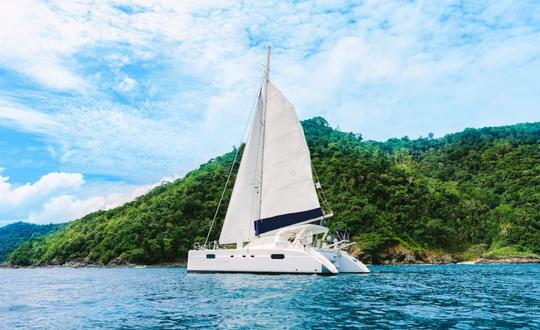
(188, 248, 332, 274)
(187, 247, 368, 275)
(187, 225, 369, 275)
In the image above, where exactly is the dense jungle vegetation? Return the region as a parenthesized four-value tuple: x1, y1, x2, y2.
(7, 118, 540, 265)
(0, 222, 64, 262)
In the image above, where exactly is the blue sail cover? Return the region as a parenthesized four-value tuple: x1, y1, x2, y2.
(254, 208, 324, 235)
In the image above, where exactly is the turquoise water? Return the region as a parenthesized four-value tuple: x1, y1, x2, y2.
(1, 265, 539, 329)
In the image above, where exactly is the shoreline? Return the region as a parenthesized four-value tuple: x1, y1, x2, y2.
(2, 257, 539, 269)
(0, 263, 187, 269)
(0, 259, 187, 269)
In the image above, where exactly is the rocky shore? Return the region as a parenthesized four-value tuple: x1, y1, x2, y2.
(2, 255, 539, 268)
(1, 258, 186, 268)
(471, 257, 540, 264)
(355, 244, 540, 265)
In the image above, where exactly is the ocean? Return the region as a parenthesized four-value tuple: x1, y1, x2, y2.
(1, 264, 539, 329)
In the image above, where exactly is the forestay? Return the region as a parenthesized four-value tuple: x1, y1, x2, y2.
(219, 91, 264, 245)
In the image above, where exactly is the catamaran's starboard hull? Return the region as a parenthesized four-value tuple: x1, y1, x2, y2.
(318, 250, 370, 273)
(186, 248, 369, 275)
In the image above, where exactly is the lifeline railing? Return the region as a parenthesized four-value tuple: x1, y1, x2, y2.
(325, 240, 356, 251)
(193, 240, 219, 250)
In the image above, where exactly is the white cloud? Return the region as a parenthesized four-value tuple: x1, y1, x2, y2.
(27, 195, 106, 224)
(0, 1, 87, 90)
(2, 1, 538, 142)
(0, 172, 84, 211)
(26, 183, 152, 224)
(0, 171, 165, 225)
(0, 101, 58, 133)
(0, 0, 156, 91)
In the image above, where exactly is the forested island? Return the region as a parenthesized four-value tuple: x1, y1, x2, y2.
(4, 118, 540, 266)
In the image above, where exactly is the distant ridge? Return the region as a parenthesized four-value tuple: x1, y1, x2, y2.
(7, 118, 540, 266)
(0, 222, 65, 263)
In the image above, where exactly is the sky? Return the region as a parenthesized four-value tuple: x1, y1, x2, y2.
(0, 0, 539, 226)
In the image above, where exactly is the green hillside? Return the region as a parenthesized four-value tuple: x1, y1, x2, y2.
(0, 222, 65, 263)
(7, 118, 540, 266)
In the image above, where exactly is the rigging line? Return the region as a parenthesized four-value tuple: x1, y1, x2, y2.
(312, 164, 333, 215)
(204, 77, 265, 246)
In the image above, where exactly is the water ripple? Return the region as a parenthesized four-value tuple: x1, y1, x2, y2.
(1, 265, 539, 329)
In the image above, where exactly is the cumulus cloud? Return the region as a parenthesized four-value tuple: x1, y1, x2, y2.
(27, 195, 106, 224)
(0, 171, 162, 225)
(0, 172, 85, 224)
(26, 183, 153, 224)
(0, 172, 84, 209)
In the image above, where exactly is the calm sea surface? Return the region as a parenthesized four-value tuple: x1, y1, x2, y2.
(1, 264, 539, 329)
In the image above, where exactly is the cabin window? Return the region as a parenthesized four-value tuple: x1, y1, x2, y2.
(206, 254, 215, 259)
(271, 254, 285, 260)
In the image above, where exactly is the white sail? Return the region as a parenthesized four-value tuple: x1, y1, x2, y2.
(255, 82, 322, 236)
(219, 82, 323, 244)
(219, 91, 264, 245)
(219, 78, 322, 244)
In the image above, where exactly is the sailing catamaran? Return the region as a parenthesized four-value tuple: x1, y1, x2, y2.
(187, 48, 369, 274)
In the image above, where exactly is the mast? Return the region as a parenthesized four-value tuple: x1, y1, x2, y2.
(220, 46, 323, 244)
(264, 46, 270, 82)
(257, 46, 270, 232)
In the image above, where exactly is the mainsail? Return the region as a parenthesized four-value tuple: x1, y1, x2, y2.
(219, 59, 322, 245)
(255, 82, 322, 235)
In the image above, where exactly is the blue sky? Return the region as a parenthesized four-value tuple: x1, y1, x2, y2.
(0, 0, 539, 226)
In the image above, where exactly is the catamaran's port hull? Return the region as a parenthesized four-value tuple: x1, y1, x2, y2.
(187, 248, 337, 274)
(187, 248, 368, 274)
